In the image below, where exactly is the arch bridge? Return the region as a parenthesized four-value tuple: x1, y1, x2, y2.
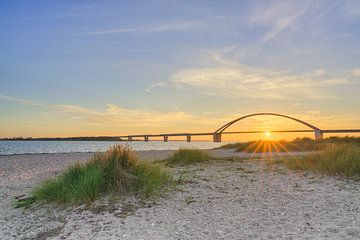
(118, 112, 360, 142)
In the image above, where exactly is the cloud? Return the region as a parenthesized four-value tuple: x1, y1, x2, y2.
(293, 113, 360, 129)
(0, 94, 214, 129)
(314, 69, 327, 76)
(155, 62, 351, 100)
(146, 49, 354, 100)
(340, 0, 360, 18)
(145, 82, 167, 93)
(53, 103, 197, 127)
(0, 95, 44, 107)
(247, 1, 313, 54)
(1, 94, 359, 135)
(290, 102, 301, 106)
(353, 68, 360, 77)
(78, 16, 231, 36)
(305, 110, 321, 115)
(79, 23, 193, 36)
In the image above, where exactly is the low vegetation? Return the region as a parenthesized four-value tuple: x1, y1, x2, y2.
(279, 143, 360, 178)
(32, 145, 172, 205)
(219, 137, 360, 153)
(165, 148, 212, 166)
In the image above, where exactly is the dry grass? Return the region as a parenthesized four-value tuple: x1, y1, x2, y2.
(219, 137, 360, 153)
(279, 143, 360, 178)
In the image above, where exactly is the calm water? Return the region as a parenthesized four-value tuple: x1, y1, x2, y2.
(0, 141, 224, 155)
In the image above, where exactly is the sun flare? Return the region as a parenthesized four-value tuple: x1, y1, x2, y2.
(265, 131, 271, 138)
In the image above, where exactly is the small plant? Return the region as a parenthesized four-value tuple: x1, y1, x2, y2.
(176, 171, 194, 184)
(281, 143, 360, 178)
(165, 149, 211, 166)
(184, 196, 196, 205)
(13, 197, 35, 209)
(28, 145, 172, 206)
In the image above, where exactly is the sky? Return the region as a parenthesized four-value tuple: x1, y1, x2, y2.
(0, 0, 360, 140)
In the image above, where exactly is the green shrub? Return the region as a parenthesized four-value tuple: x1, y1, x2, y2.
(32, 145, 172, 205)
(165, 149, 211, 166)
(282, 143, 360, 177)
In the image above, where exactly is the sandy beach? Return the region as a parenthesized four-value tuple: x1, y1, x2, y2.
(1, 150, 360, 239)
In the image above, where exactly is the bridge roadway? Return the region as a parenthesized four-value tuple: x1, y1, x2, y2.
(117, 113, 360, 143)
(118, 129, 360, 143)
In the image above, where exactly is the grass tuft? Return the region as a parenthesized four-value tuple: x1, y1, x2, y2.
(165, 148, 211, 166)
(31, 145, 172, 205)
(281, 143, 360, 177)
(133, 162, 171, 197)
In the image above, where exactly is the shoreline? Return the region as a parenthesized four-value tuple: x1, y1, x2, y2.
(0, 148, 310, 157)
(0, 149, 310, 187)
(0, 140, 224, 156)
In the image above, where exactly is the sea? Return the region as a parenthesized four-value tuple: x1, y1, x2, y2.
(0, 141, 224, 155)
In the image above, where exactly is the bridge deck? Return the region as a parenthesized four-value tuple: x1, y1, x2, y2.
(118, 113, 360, 142)
(118, 129, 360, 142)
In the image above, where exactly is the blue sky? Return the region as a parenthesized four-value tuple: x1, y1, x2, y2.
(0, 0, 360, 138)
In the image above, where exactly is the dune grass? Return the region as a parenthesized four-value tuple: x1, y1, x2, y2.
(165, 148, 212, 166)
(219, 137, 360, 153)
(280, 143, 360, 178)
(34, 163, 104, 203)
(219, 138, 317, 152)
(32, 145, 172, 205)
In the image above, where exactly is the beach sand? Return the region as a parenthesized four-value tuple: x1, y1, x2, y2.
(1, 150, 360, 239)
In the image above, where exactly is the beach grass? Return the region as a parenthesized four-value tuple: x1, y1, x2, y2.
(219, 136, 360, 153)
(279, 143, 360, 177)
(164, 148, 211, 166)
(32, 145, 172, 205)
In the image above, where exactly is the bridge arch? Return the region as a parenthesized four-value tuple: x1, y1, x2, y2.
(214, 113, 323, 141)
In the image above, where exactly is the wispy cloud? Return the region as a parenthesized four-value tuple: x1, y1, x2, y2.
(290, 102, 301, 106)
(150, 51, 352, 100)
(353, 68, 360, 76)
(0, 95, 43, 107)
(52, 103, 196, 127)
(79, 23, 193, 36)
(145, 82, 167, 93)
(1, 94, 359, 134)
(168, 67, 349, 100)
(0, 94, 215, 130)
(340, 0, 360, 18)
(77, 15, 232, 36)
(247, 0, 313, 54)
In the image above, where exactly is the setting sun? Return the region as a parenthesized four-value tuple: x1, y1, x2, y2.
(265, 131, 271, 138)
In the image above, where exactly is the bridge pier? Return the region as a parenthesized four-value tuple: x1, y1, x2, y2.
(186, 135, 191, 142)
(144, 136, 149, 142)
(128, 136, 133, 142)
(315, 130, 323, 140)
(213, 133, 222, 142)
(163, 136, 168, 142)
